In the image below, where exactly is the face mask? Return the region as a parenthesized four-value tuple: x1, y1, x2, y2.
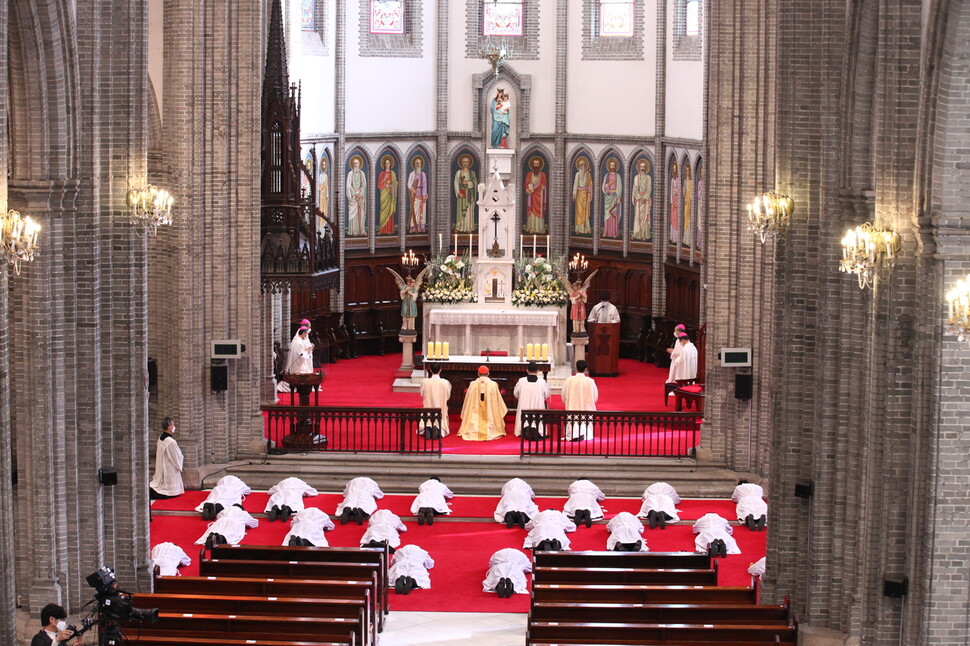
(56, 620, 68, 632)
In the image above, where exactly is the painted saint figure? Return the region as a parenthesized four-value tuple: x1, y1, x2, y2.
(695, 163, 704, 250)
(377, 156, 398, 236)
(317, 156, 330, 220)
(453, 154, 478, 233)
(572, 157, 593, 235)
(490, 88, 511, 149)
(682, 163, 693, 246)
(407, 156, 429, 233)
(346, 156, 367, 237)
(602, 158, 622, 239)
(631, 159, 652, 241)
(669, 160, 680, 244)
(523, 156, 548, 234)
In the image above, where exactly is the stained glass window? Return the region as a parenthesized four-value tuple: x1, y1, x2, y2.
(301, 0, 315, 31)
(370, 0, 406, 35)
(483, 0, 524, 37)
(599, 0, 634, 38)
(686, 0, 700, 36)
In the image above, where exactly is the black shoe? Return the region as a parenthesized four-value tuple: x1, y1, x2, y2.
(202, 503, 215, 521)
(718, 539, 728, 558)
(427, 512, 434, 526)
(417, 510, 426, 525)
(498, 577, 512, 598)
(707, 542, 718, 558)
(395, 577, 409, 595)
(658, 513, 667, 529)
(505, 512, 516, 529)
(632, 540, 642, 551)
(647, 511, 657, 529)
(745, 514, 757, 531)
(356, 509, 367, 525)
(288, 535, 303, 546)
(268, 506, 279, 522)
(281, 506, 293, 522)
(757, 515, 767, 531)
(340, 508, 352, 525)
(517, 512, 529, 529)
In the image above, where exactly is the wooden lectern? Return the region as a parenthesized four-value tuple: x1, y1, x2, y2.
(587, 322, 619, 377)
(282, 373, 326, 448)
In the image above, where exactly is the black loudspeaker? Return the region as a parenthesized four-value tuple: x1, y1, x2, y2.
(735, 373, 753, 400)
(211, 364, 229, 392)
(794, 480, 814, 499)
(99, 468, 118, 486)
(147, 357, 158, 389)
(884, 577, 908, 598)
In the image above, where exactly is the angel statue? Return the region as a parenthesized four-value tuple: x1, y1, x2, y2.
(561, 269, 599, 334)
(387, 266, 430, 331)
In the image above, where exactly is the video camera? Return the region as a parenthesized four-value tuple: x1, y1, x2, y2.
(85, 566, 159, 624)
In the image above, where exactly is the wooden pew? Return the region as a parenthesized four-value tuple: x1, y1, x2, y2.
(531, 583, 757, 605)
(533, 551, 712, 570)
(205, 546, 388, 629)
(154, 576, 377, 639)
(530, 601, 790, 625)
(127, 613, 359, 646)
(532, 566, 717, 586)
(526, 621, 797, 645)
(134, 593, 373, 646)
(115, 635, 348, 646)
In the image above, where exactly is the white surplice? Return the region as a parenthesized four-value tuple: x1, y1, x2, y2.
(388, 545, 435, 589)
(283, 508, 334, 547)
(149, 434, 184, 497)
(335, 477, 384, 516)
(513, 375, 551, 437)
(692, 513, 740, 554)
(264, 477, 318, 514)
(410, 479, 454, 515)
(195, 506, 258, 546)
(667, 340, 698, 383)
(150, 542, 191, 576)
(637, 493, 681, 522)
(523, 509, 577, 550)
(194, 475, 251, 512)
(560, 372, 599, 440)
(644, 482, 682, 503)
(482, 548, 533, 594)
(285, 334, 314, 374)
(605, 512, 648, 551)
(563, 479, 606, 520)
(419, 375, 452, 435)
(360, 509, 407, 548)
(586, 301, 620, 324)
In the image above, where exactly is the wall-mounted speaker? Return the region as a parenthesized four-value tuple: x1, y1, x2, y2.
(99, 467, 118, 486)
(884, 577, 908, 598)
(211, 364, 229, 392)
(735, 373, 753, 400)
(794, 480, 814, 499)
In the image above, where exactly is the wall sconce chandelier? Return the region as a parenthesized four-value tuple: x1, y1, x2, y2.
(945, 276, 970, 343)
(126, 185, 174, 236)
(479, 36, 509, 78)
(747, 191, 794, 243)
(839, 222, 900, 289)
(0, 209, 41, 274)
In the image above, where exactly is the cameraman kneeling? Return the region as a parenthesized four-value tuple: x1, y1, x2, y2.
(32, 604, 85, 645)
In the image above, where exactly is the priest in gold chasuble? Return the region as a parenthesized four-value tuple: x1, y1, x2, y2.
(458, 366, 509, 441)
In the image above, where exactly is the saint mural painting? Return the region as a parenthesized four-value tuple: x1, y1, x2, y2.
(346, 153, 367, 238)
(572, 154, 594, 236)
(601, 155, 623, 240)
(406, 153, 430, 234)
(668, 158, 680, 245)
(523, 155, 548, 235)
(377, 154, 399, 237)
(453, 153, 479, 233)
(630, 156, 653, 242)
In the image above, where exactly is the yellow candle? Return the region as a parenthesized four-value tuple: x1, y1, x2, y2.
(540, 344, 549, 361)
(434, 342, 442, 359)
(519, 346, 524, 362)
(427, 341, 434, 359)
(443, 342, 450, 359)
(526, 344, 534, 360)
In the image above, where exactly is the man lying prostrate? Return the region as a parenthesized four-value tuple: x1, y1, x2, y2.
(748, 556, 766, 579)
(150, 542, 191, 576)
(336, 476, 384, 525)
(360, 509, 407, 552)
(388, 544, 435, 596)
(195, 475, 252, 521)
(563, 478, 606, 528)
(410, 476, 453, 526)
(483, 548, 533, 598)
(283, 508, 334, 547)
(265, 476, 319, 522)
(692, 512, 741, 558)
(732, 480, 768, 531)
(637, 481, 682, 529)
(606, 512, 648, 552)
(493, 478, 539, 529)
(523, 509, 577, 551)
(196, 505, 259, 549)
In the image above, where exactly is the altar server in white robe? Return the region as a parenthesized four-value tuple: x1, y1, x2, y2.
(666, 333, 698, 383)
(513, 362, 551, 438)
(563, 478, 606, 528)
(733, 481, 768, 531)
(606, 512, 648, 552)
(285, 327, 315, 374)
(692, 512, 740, 557)
(561, 360, 599, 440)
(150, 542, 191, 576)
(410, 477, 454, 525)
(196, 475, 252, 520)
(265, 477, 319, 522)
(494, 478, 540, 528)
(586, 292, 621, 324)
(748, 557, 767, 578)
(389, 544, 435, 595)
(283, 507, 334, 547)
(336, 476, 385, 525)
(149, 417, 184, 499)
(637, 481, 682, 528)
(196, 505, 259, 548)
(419, 364, 452, 436)
(360, 509, 407, 551)
(524, 509, 577, 551)
(483, 548, 533, 597)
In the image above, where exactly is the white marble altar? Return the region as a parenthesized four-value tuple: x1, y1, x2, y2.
(424, 303, 565, 363)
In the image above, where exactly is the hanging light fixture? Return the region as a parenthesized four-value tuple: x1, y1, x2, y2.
(0, 209, 41, 274)
(746, 191, 794, 243)
(838, 222, 900, 289)
(126, 185, 174, 236)
(945, 276, 970, 344)
(478, 0, 509, 78)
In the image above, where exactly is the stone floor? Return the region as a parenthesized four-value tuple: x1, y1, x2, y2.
(378, 611, 527, 646)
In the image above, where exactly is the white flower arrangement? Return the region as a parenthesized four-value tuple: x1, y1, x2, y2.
(512, 254, 568, 307)
(423, 252, 476, 304)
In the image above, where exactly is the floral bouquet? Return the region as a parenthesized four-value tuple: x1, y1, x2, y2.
(422, 252, 476, 304)
(511, 254, 568, 307)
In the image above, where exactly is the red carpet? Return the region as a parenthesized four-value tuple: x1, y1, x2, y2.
(152, 496, 764, 613)
(272, 355, 691, 456)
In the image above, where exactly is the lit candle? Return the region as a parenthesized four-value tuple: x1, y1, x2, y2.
(427, 341, 434, 359)
(454, 234, 458, 254)
(442, 342, 450, 359)
(434, 342, 442, 359)
(533, 235, 537, 256)
(520, 235, 524, 254)
(526, 344, 534, 360)
(438, 233, 443, 250)
(540, 344, 549, 361)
